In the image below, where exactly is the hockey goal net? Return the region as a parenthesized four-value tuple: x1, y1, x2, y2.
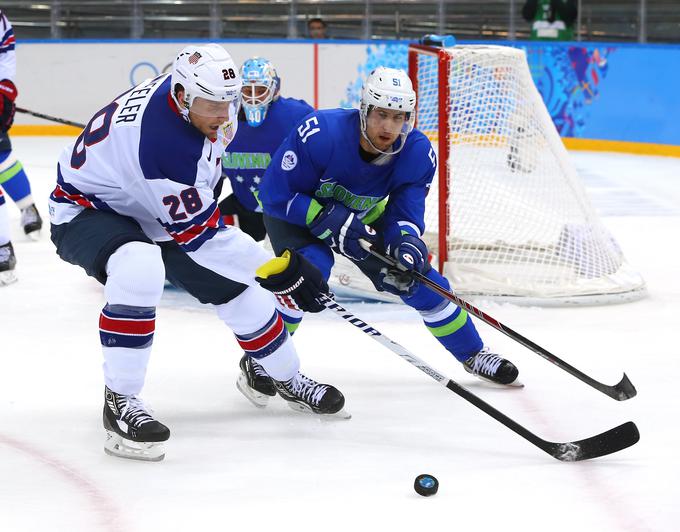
(330, 44, 646, 305)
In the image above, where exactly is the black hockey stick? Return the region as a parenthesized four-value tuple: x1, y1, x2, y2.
(321, 295, 639, 461)
(16, 107, 86, 129)
(360, 241, 637, 401)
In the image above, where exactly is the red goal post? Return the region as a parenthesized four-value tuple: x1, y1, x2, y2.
(408, 44, 451, 274)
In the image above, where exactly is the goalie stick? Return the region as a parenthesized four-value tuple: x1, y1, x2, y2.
(320, 295, 639, 461)
(360, 241, 637, 401)
(16, 107, 86, 129)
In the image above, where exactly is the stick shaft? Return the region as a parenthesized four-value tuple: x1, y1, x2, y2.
(16, 107, 85, 129)
(362, 243, 636, 401)
(320, 295, 639, 461)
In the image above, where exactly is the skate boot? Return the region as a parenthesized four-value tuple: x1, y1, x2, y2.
(463, 346, 520, 386)
(236, 354, 277, 408)
(273, 372, 350, 419)
(103, 386, 170, 462)
(0, 242, 17, 286)
(20, 203, 43, 238)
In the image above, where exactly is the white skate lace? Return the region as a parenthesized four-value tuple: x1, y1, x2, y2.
(21, 205, 40, 226)
(288, 374, 328, 406)
(469, 348, 503, 377)
(118, 395, 155, 427)
(250, 359, 270, 378)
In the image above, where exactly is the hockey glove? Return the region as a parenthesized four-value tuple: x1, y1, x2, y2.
(308, 202, 377, 261)
(390, 233, 429, 273)
(378, 267, 417, 297)
(256, 249, 330, 313)
(0, 80, 17, 131)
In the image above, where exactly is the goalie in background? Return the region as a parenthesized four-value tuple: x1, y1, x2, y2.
(255, 66, 521, 392)
(0, 10, 43, 238)
(217, 57, 314, 241)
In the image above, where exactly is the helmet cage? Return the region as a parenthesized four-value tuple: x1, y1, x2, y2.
(240, 57, 280, 127)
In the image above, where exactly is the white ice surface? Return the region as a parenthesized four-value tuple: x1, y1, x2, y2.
(1, 139, 679, 532)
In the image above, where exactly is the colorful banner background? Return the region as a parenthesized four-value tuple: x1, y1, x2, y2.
(14, 40, 680, 148)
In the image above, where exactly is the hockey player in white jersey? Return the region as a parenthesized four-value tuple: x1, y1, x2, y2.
(49, 44, 347, 462)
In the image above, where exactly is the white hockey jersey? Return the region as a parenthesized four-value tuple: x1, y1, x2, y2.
(48, 74, 260, 283)
(0, 11, 17, 82)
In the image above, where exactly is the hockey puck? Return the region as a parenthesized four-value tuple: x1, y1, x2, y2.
(414, 474, 439, 497)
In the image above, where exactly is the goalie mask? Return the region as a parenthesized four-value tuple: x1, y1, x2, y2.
(240, 57, 281, 127)
(360, 67, 416, 155)
(171, 44, 242, 125)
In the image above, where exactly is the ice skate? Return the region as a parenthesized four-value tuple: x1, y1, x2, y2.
(274, 372, 350, 419)
(103, 386, 170, 462)
(0, 242, 17, 286)
(20, 203, 43, 239)
(463, 346, 521, 387)
(236, 354, 277, 408)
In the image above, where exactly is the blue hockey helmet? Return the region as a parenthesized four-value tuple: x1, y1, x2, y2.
(240, 57, 281, 127)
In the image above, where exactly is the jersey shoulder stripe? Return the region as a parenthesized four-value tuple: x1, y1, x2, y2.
(0, 28, 15, 52)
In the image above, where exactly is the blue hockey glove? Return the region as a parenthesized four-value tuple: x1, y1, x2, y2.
(308, 202, 377, 261)
(391, 233, 429, 273)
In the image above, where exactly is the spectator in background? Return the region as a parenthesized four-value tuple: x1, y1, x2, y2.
(307, 17, 328, 39)
(522, 0, 577, 41)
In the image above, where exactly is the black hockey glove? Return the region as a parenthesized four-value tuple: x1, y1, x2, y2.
(256, 249, 331, 313)
(0, 79, 17, 131)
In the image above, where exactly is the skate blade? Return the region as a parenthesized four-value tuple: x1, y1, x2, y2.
(0, 271, 18, 286)
(472, 375, 525, 389)
(104, 431, 166, 462)
(286, 402, 352, 420)
(236, 373, 273, 408)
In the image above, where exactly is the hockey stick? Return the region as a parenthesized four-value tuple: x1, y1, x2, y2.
(16, 107, 86, 129)
(320, 295, 639, 461)
(359, 241, 637, 401)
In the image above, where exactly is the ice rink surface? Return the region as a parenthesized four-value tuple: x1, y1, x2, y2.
(1, 138, 679, 532)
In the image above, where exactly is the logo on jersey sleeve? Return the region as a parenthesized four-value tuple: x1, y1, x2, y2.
(281, 150, 298, 171)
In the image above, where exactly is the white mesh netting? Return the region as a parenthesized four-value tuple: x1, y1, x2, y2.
(417, 45, 646, 304)
(329, 45, 646, 305)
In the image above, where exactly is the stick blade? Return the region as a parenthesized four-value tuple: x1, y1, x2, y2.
(609, 373, 637, 401)
(548, 421, 640, 462)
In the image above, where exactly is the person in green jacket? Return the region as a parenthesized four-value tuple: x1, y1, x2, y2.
(522, 0, 577, 41)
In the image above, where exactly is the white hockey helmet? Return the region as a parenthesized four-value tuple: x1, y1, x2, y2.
(171, 43, 242, 122)
(360, 67, 416, 154)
